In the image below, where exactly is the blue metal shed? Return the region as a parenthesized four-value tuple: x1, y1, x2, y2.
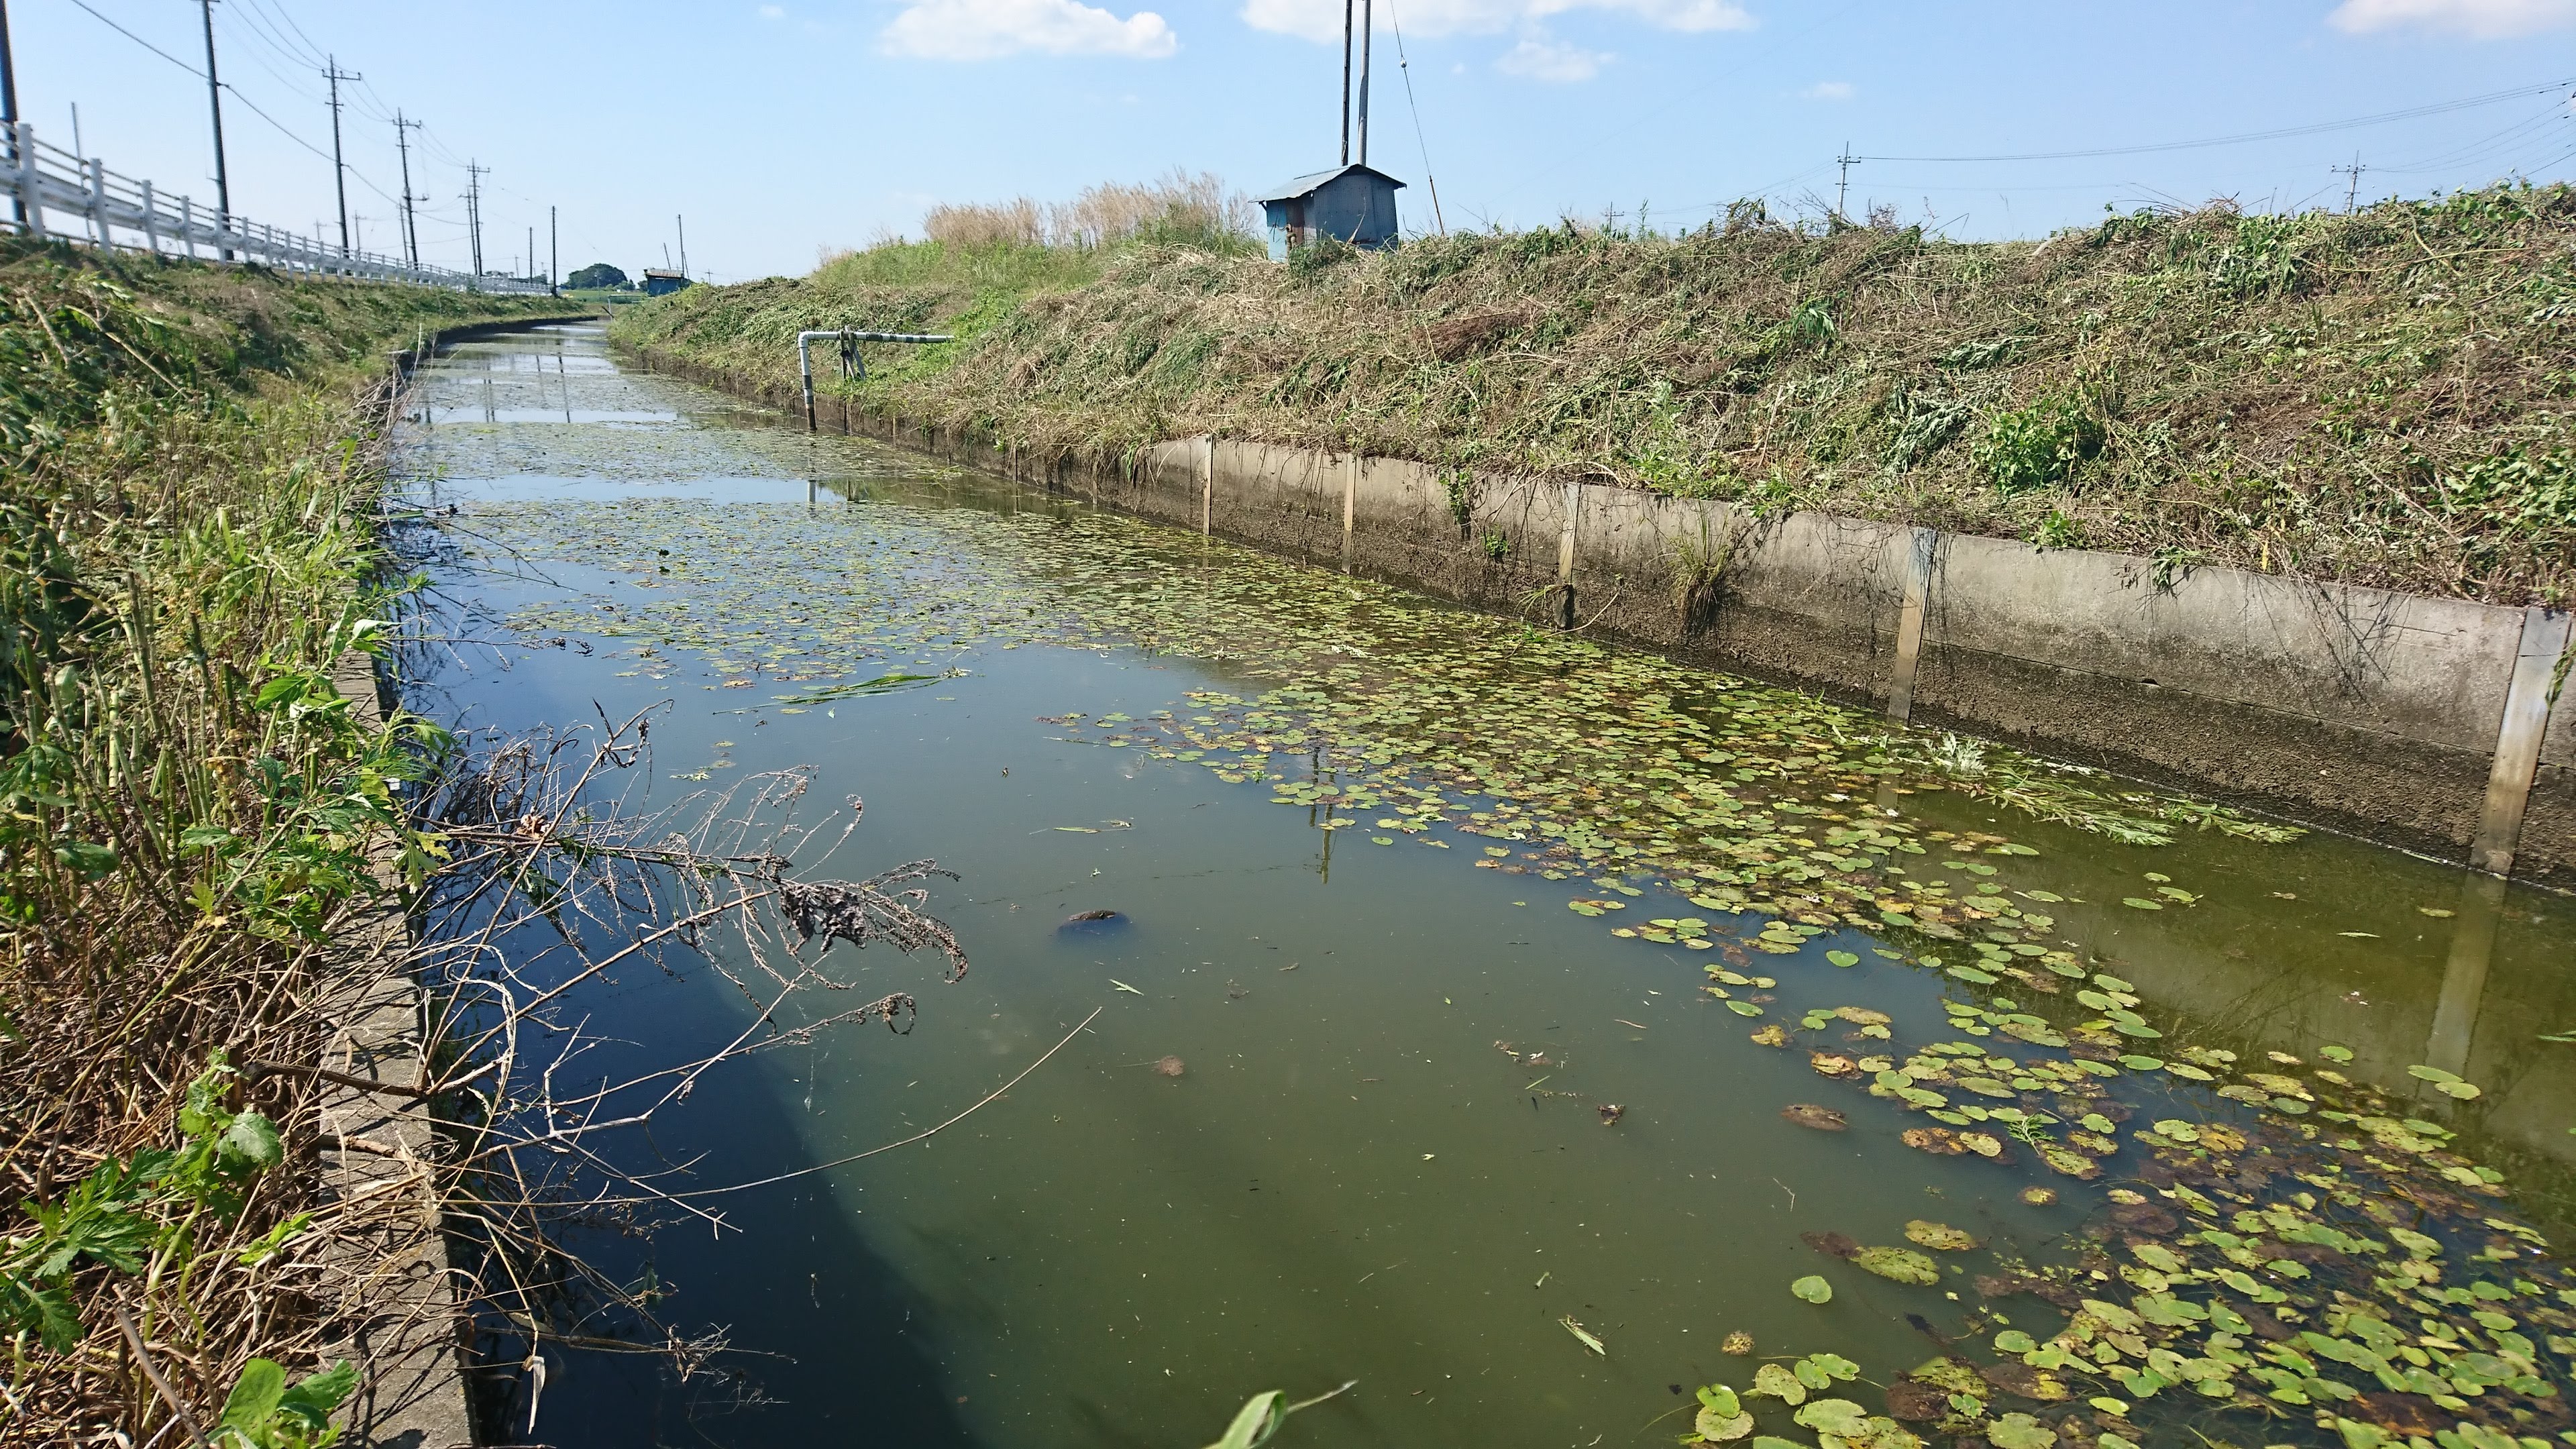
(1258, 164, 1404, 261)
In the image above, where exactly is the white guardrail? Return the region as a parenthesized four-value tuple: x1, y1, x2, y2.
(1, 123, 551, 294)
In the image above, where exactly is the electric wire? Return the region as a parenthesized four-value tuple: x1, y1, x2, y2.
(60, 0, 415, 216)
(1381, 0, 1444, 235)
(1864, 78, 2575, 162)
(62, 0, 198, 76)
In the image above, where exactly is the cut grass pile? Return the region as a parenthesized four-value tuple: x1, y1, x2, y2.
(614, 184, 2576, 605)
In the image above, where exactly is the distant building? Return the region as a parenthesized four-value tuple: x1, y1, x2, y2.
(1258, 165, 1403, 261)
(641, 268, 692, 297)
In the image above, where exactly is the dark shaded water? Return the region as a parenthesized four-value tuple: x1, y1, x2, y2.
(396, 326, 2576, 1449)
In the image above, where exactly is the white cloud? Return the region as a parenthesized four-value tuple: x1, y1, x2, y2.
(1495, 35, 1611, 80)
(758, 3, 784, 15)
(1241, 0, 1751, 42)
(2326, 0, 2576, 35)
(881, 0, 1179, 58)
(1800, 79, 1852, 100)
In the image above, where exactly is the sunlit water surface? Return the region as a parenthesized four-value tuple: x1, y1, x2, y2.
(393, 327, 2576, 1449)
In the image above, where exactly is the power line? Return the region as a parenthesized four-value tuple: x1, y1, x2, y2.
(65, 0, 198, 75)
(1864, 78, 2574, 163)
(237, 0, 325, 67)
(1383, 0, 1443, 235)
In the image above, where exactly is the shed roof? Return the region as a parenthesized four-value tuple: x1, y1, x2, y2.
(1256, 163, 1407, 203)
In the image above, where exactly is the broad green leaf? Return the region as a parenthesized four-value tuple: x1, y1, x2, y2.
(219, 1358, 288, 1433)
(221, 1111, 284, 1172)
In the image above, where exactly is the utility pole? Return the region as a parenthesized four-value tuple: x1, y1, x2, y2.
(526, 225, 533, 282)
(323, 56, 360, 258)
(548, 205, 557, 294)
(0, 0, 23, 231)
(2332, 154, 2368, 213)
(1835, 142, 1860, 221)
(1338, 0, 1352, 166)
(464, 160, 488, 275)
(1356, 0, 1373, 166)
(392, 113, 421, 268)
(200, 0, 232, 260)
(676, 214, 688, 278)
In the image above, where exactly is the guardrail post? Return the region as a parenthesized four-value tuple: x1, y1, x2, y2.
(86, 158, 107, 248)
(140, 180, 158, 255)
(180, 196, 197, 258)
(9, 124, 38, 240)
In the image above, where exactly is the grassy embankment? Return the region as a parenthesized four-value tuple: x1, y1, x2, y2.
(0, 241, 568, 1442)
(614, 184, 2575, 606)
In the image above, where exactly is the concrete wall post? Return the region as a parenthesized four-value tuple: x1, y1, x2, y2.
(1884, 527, 1938, 724)
(2469, 606, 2573, 875)
(1342, 449, 1358, 569)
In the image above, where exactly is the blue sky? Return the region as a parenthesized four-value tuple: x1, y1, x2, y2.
(7, 0, 2572, 282)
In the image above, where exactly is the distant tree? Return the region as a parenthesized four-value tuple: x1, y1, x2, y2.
(566, 262, 629, 290)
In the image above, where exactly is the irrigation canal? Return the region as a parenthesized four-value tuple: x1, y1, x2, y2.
(394, 324, 2576, 1448)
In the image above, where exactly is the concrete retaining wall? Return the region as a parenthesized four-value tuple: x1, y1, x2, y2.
(627, 345, 2575, 890)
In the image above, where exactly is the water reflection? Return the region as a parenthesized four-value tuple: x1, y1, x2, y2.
(398, 325, 2576, 1449)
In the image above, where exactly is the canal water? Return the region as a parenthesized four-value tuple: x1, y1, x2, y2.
(394, 325, 2576, 1449)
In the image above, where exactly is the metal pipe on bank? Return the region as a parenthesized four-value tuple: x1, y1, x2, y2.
(796, 329, 951, 431)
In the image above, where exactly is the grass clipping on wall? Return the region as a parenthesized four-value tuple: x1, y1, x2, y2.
(617, 182, 2576, 606)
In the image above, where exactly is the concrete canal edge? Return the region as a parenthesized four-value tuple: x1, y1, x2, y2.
(314, 313, 597, 1449)
(631, 345, 2575, 892)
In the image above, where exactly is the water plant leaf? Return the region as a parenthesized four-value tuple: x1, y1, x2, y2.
(1801, 1353, 1859, 1383)
(1560, 1316, 1607, 1356)
(1792, 1398, 1869, 1436)
(1789, 1275, 1833, 1305)
(1902, 1221, 1980, 1251)
(1852, 1246, 1941, 1285)
(1986, 1412, 2056, 1449)
(1782, 1104, 1847, 1131)
(1754, 1362, 1809, 1403)
(1697, 1408, 1756, 1442)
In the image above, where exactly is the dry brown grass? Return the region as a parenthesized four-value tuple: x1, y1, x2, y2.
(0, 242, 566, 1443)
(922, 169, 1256, 250)
(621, 184, 2576, 606)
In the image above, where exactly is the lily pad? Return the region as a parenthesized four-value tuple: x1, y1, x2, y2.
(1793, 1398, 1870, 1437)
(1852, 1246, 1942, 1285)
(1790, 1275, 1834, 1305)
(1753, 1362, 1809, 1404)
(1697, 1409, 1756, 1442)
(1903, 1220, 1981, 1251)
(1986, 1412, 2057, 1449)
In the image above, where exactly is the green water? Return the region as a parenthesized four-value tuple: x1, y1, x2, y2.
(399, 326, 2576, 1449)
